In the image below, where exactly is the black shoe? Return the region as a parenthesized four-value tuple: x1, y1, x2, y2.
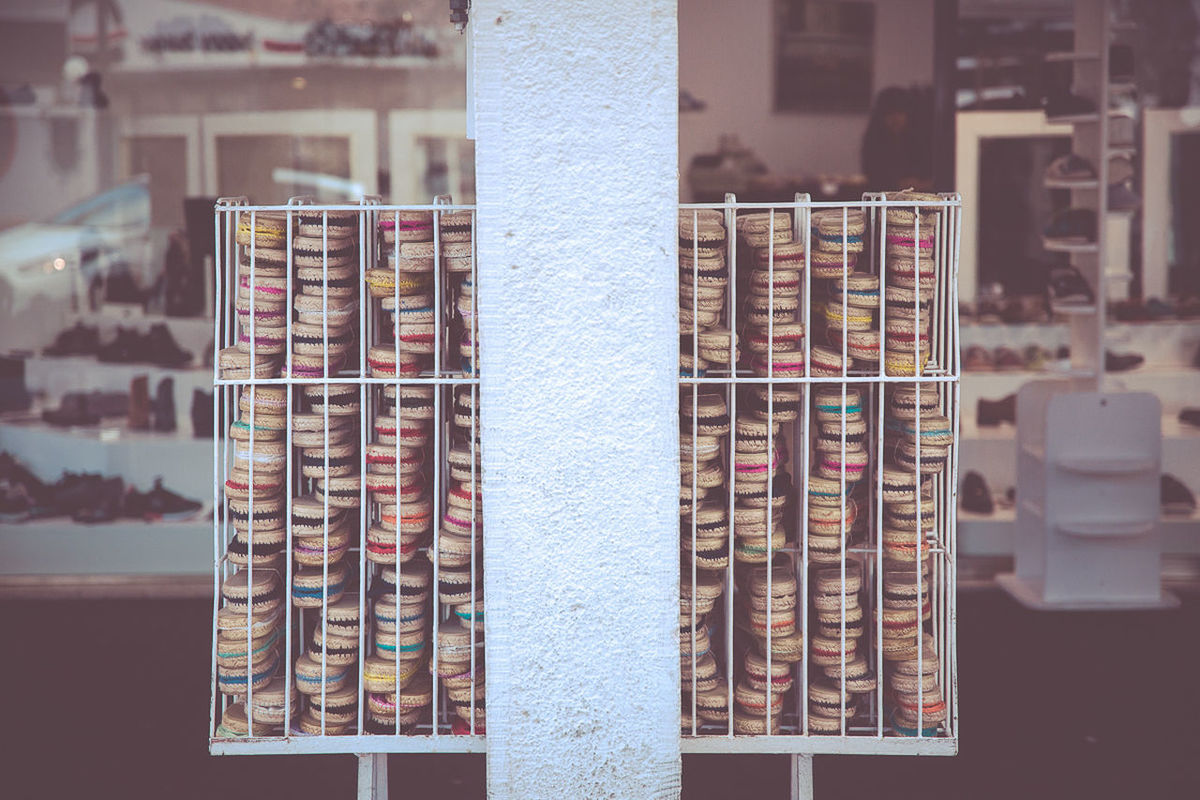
(1180, 408, 1200, 429)
(1043, 91, 1097, 120)
(961, 471, 994, 514)
(1044, 209, 1097, 244)
(153, 378, 176, 432)
(977, 394, 1016, 427)
(191, 390, 213, 438)
(97, 327, 141, 363)
(41, 393, 100, 427)
(72, 477, 125, 523)
(143, 323, 192, 368)
(43, 322, 101, 357)
(125, 478, 202, 521)
(40, 472, 105, 518)
(1046, 265, 1095, 309)
(1162, 474, 1196, 516)
(1105, 350, 1143, 372)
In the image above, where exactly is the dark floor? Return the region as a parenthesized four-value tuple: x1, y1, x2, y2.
(2, 590, 1198, 799)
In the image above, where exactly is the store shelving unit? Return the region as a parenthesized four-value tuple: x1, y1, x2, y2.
(1002, 0, 1172, 609)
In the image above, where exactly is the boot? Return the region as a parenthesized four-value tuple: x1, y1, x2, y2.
(129, 375, 150, 430)
(191, 389, 213, 438)
(153, 377, 176, 432)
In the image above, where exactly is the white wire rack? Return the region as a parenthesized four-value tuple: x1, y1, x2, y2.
(209, 197, 484, 755)
(677, 193, 961, 756)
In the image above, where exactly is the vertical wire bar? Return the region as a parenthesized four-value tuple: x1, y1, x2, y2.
(799, 197, 811, 736)
(283, 207, 296, 739)
(764, 207, 775, 734)
(914, 207, 924, 739)
(431, 207, 443, 737)
(723, 197, 737, 738)
(319, 210, 330, 736)
(689, 209, 699, 736)
(391, 207, 402, 734)
(878, 195, 888, 738)
(838, 208, 848, 736)
(356, 204, 369, 736)
(244, 207, 257, 731)
(209, 207, 224, 741)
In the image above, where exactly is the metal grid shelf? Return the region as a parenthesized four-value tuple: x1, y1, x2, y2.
(209, 197, 484, 754)
(677, 193, 961, 756)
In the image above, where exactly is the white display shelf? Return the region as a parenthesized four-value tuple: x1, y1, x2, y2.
(0, 518, 210, 576)
(0, 420, 211, 498)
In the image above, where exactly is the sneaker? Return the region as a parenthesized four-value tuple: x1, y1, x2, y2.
(1046, 265, 1095, 307)
(1044, 153, 1095, 183)
(1161, 474, 1195, 516)
(961, 472, 994, 514)
(1105, 350, 1143, 372)
(1043, 208, 1096, 244)
(72, 477, 125, 524)
(125, 478, 203, 521)
(1108, 181, 1140, 211)
(1179, 408, 1200, 429)
(964, 346, 993, 371)
(43, 322, 101, 357)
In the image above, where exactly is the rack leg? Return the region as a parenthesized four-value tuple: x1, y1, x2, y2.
(357, 754, 388, 800)
(790, 755, 813, 800)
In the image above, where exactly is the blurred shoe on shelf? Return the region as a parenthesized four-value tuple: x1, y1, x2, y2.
(41, 393, 100, 427)
(72, 477, 125, 524)
(964, 346, 993, 371)
(1161, 475, 1195, 516)
(124, 478, 203, 521)
(1177, 408, 1200, 429)
(1044, 153, 1095, 183)
(1046, 265, 1095, 308)
(153, 378, 176, 433)
(993, 347, 1024, 371)
(43, 322, 101, 357)
(143, 323, 192, 368)
(961, 471, 994, 515)
(1107, 181, 1141, 212)
(129, 376, 150, 430)
(1105, 350, 1143, 372)
(1043, 91, 1096, 119)
(977, 394, 1016, 427)
(1043, 209, 1096, 244)
(1108, 154, 1135, 184)
(191, 389, 213, 438)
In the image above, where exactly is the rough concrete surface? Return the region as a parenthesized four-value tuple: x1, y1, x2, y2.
(473, 1, 681, 798)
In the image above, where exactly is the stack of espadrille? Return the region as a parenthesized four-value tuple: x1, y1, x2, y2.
(737, 210, 805, 380)
(289, 209, 360, 380)
(679, 209, 731, 377)
(887, 632, 947, 736)
(224, 211, 289, 379)
(732, 563, 802, 735)
(362, 559, 433, 733)
(437, 384, 485, 733)
(881, 190, 941, 377)
(215, 568, 285, 735)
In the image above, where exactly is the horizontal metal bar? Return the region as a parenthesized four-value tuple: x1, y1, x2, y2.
(680, 735, 958, 756)
(216, 203, 479, 212)
(214, 377, 481, 386)
(211, 735, 487, 755)
(679, 198, 961, 210)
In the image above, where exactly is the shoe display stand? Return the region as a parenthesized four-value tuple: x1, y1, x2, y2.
(210, 197, 486, 759)
(678, 193, 961, 756)
(998, 0, 1179, 609)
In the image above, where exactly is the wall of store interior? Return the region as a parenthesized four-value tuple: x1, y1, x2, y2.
(678, 0, 935, 200)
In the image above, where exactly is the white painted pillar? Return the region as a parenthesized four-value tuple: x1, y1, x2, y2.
(472, 2, 681, 798)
